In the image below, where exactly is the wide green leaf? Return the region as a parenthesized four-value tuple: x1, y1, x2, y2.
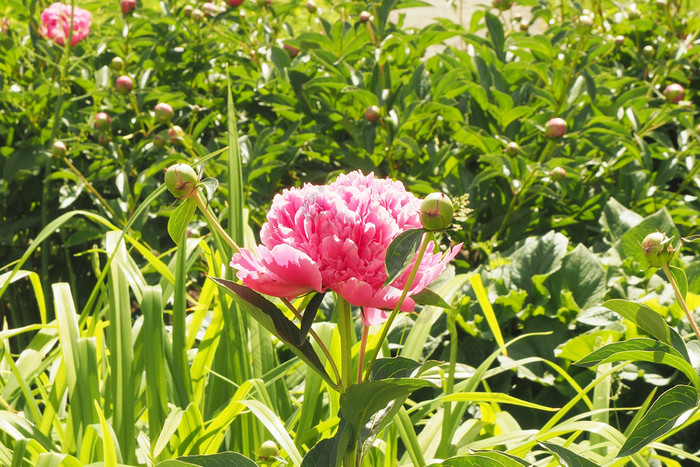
(157, 452, 258, 467)
(427, 451, 531, 466)
(167, 199, 197, 246)
(384, 228, 424, 286)
(618, 385, 699, 457)
(539, 441, 598, 467)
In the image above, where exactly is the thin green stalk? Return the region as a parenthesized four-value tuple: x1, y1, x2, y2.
(436, 310, 459, 458)
(338, 297, 354, 392)
(363, 233, 433, 382)
(358, 325, 369, 384)
(662, 263, 700, 342)
(192, 191, 240, 254)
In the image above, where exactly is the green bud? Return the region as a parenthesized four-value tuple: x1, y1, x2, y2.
(258, 440, 279, 460)
(641, 231, 676, 268)
(164, 163, 199, 198)
(420, 192, 454, 231)
(51, 140, 67, 157)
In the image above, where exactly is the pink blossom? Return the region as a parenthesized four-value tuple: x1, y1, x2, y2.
(40, 2, 91, 47)
(230, 171, 461, 325)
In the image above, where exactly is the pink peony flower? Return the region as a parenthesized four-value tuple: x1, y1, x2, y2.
(40, 2, 91, 47)
(230, 171, 461, 325)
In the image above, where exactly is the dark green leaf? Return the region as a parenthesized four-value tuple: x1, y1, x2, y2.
(484, 13, 505, 61)
(384, 229, 424, 286)
(167, 199, 196, 246)
(157, 451, 258, 466)
(539, 441, 598, 467)
(618, 385, 699, 457)
(370, 357, 423, 381)
(300, 292, 325, 342)
(411, 287, 454, 309)
(602, 299, 688, 360)
(300, 420, 353, 467)
(208, 277, 336, 388)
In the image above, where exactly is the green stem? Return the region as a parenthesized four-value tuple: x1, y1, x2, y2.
(436, 310, 458, 458)
(192, 190, 240, 253)
(358, 325, 369, 384)
(363, 232, 433, 382)
(662, 263, 700, 342)
(338, 297, 354, 392)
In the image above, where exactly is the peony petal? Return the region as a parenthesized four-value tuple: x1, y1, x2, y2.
(332, 278, 414, 313)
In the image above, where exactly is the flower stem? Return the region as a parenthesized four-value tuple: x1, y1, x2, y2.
(358, 325, 369, 384)
(662, 263, 700, 342)
(436, 309, 458, 458)
(191, 190, 240, 253)
(338, 297, 354, 392)
(362, 232, 433, 382)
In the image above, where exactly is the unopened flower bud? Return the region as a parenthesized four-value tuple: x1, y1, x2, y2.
(614, 35, 625, 46)
(505, 141, 519, 156)
(227, 0, 243, 7)
(641, 231, 676, 268)
(155, 102, 174, 123)
(420, 192, 454, 231)
(544, 117, 567, 138)
(164, 163, 199, 198)
(110, 56, 125, 71)
(306, 0, 317, 13)
(664, 83, 685, 104)
(51, 140, 66, 157)
(95, 112, 111, 131)
(120, 0, 136, 15)
(643, 45, 654, 57)
(169, 125, 185, 144)
(364, 105, 381, 123)
(283, 43, 299, 58)
(359, 11, 371, 23)
(115, 75, 133, 95)
(191, 8, 204, 21)
(551, 167, 566, 180)
(153, 132, 166, 148)
(258, 440, 279, 460)
(183, 5, 193, 16)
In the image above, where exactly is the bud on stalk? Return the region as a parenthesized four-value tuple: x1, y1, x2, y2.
(164, 163, 199, 198)
(420, 192, 454, 231)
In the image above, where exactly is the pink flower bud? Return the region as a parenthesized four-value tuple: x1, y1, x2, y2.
(51, 140, 67, 157)
(164, 163, 199, 198)
(551, 167, 567, 180)
(664, 83, 685, 104)
(169, 125, 185, 144)
(364, 105, 381, 123)
(203, 2, 219, 16)
(283, 43, 299, 58)
(544, 117, 567, 138)
(227, 0, 243, 7)
(420, 192, 454, 231)
(306, 0, 317, 13)
(154, 103, 174, 123)
(115, 75, 133, 95)
(120, 0, 136, 15)
(95, 112, 111, 131)
(191, 8, 204, 21)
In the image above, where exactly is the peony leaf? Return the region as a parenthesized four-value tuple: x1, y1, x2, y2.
(384, 228, 424, 286)
(167, 199, 196, 246)
(300, 292, 325, 342)
(427, 451, 530, 466)
(411, 287, 454, 309)
(539, 441, 598, 467)
(618, 385, 699, 457)
(208, 277, 336, 389)
(198, 177, 219, 204)
(157, 452, 258, 466)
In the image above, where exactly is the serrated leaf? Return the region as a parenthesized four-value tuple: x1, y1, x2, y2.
(574, 338, 700, 389)
(384, 229, 424, 286)
(618, 385, 699, 457)
(602, 299, 688, 360)
(167, 199, 196, 246)
(198, 177, 219, 204)
(411, 287, 454, 309)
(539, 441, 598, 467)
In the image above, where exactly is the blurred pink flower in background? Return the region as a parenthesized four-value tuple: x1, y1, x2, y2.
(40, 2, 91, 46)
(231, 171, 461, 325)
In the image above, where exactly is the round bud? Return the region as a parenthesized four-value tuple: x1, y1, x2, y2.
(110, 56, 125, 71)
(115, 75, 133, 95)
(641, 231, 675, 268)
(259, 440, 279, 460)
(656, 0, 667, 7)
(505, 142, 519, 156)
(164, 163, 199, 198)
(169, 125, 185, 144)
(663, 83, 685, 104)
(551, 167, 567, 180)
(94, 112, 111, 131)
(203, 2, 218, 16)
(51, 140, 67, 157)
(420, 192, 454, 231)
(153, 133, 166, 148)
(120, 0, 136, 14)
(306, 0, 317, 13)
(191, 8, 204, 21)
(227, 0, 243, 7)
(154, 103, 174, 123)
(283, 43, 299, 58)
(544, 117, 567, 138)
(98, 132, 112, 145)
(183, 5, 193, 16)
(628, 7, 640, 19)
(364, 105, 381, 123)
(643, 45, 654, 56)
(519, 20, 529, 32)
(359, 11, 371, 23)
(577, 14, 594, 30)
(614, 35, 625, 46)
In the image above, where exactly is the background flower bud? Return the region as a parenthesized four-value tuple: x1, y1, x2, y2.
(663, 83, 685, 104)
(551, 167, 567, 181)
(283, 43, 299, 58)
(359, 11, 371, 23)
(227, 0, 243, 7)
(154, 102, 174, 123)
(115, 75, 133, 95)
(420, 192, 454, 231)
(120, 0, 136, 15)
(94, 112, 111, 131)
(110, 56, 124, 71)
(505, 141, 519, 156)
(258, 440, 279, 460)
(164, 163, 199, 198)
(544, 117, 567, 138)
(364, 105, 381, 123)
(169, 125, 185, 144)
(641, 231, 675, 268)
(51, 140, 66, 157)
(306, 0, 317, 13)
